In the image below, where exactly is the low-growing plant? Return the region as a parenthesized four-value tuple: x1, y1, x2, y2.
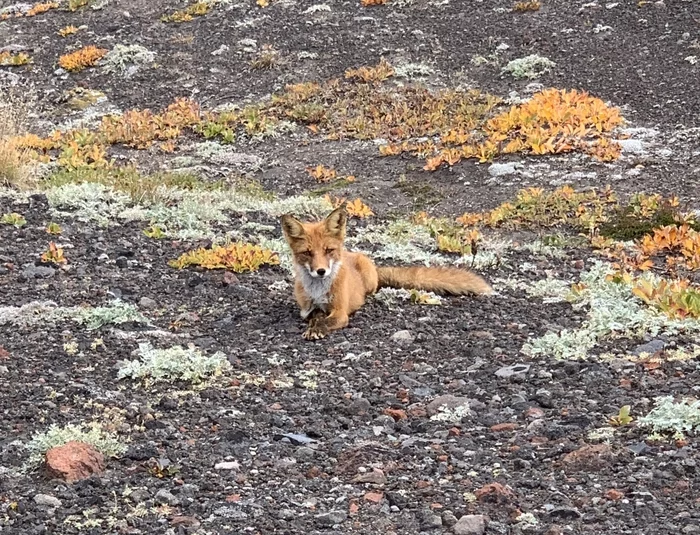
(25, 422, 127, 469)
(501, 54, 555, 79)
(1, 212, 26, 227)
(117, 342, 231, 384)
(41, 242, 66, 264)
(513, 0, 540, 11)
(58, 25, 79, 37)
(101, 44, 156, 76)
(161, 2, 210, 22)
(74, 300, 149, 330)
(46, 222, 62, 234)
(0, 51, 32, 66)
(325, 196, 373, 218)
(58, 45, 108, 72)
(638, 396, 700, 437)
(345, 58, 394, 82)
(169, 242, 280, 272)
(250, 45, 280, 69)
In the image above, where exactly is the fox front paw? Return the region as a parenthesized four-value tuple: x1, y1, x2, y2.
(303, 320, 328, 340)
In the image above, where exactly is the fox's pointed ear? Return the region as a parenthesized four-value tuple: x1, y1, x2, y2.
(324, 206, 347, 238)
(281, 214, 305, 241)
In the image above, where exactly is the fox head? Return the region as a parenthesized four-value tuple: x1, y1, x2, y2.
(281, 206, 346, 280)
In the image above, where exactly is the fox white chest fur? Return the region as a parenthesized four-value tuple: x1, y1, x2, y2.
(295, 260, 342, 318)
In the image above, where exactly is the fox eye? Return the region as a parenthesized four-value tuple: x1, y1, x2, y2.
(325, 248, 335, 254)
(299, 250, 312, 257)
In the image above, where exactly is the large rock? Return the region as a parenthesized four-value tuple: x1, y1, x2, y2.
(454, 514, 488, 535)
(45, 441, 105, 482)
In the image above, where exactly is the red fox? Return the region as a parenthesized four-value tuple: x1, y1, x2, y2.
(281, 206, 493, 340)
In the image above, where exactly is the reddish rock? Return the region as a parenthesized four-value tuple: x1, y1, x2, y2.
(383, 408, 407, 421)
(525, 407, 545, 419)
(490, 422, 518, 432)
(45, 441, 105, 482)
(562, 444, 613, 471)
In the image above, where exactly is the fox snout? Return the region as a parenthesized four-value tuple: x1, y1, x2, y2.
(306, 255, 333, 278)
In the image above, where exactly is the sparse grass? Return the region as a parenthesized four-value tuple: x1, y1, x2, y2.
(161, 2, 210, 23)
(0, 90, 38, 189)
(45, 166, 220, 204)
(117, 343, 231, 385)
(250, 45, 281, 69)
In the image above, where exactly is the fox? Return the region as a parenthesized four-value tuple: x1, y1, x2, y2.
(280, 205, 493, 340)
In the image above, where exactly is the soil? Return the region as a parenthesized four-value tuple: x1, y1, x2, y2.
(1, 1, 700, 534)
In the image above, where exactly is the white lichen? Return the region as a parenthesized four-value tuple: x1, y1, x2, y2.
(501, 54, 556, 79)
(638, 397, 700, 437)
(117, 343, 231, 384)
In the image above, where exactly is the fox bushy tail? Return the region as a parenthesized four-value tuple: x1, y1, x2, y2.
(376, 266, 492, 295)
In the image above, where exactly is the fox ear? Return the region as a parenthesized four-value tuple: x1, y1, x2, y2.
(281, 214, 305, 241)
(324, 206, 347, 238)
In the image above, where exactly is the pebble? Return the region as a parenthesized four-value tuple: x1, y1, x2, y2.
(315, 511, 348, 525)
(632, 338, 666, 355)
(421, 512, 443, 529)
(139, 296, 157, 309)
(454, 514, 488, 535)
(488, 162, 518, 177)
(215, 461, 240, 471)
(155, 489, 180, 506)
(426, 395, 471, 416)
(391, 330, 414, 344)
(617, 139, 645, 154)
(33, 494, 62, 508)
(495, 364, 530, 379)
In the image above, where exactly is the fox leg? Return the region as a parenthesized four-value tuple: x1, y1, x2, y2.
(303, 285, 350, 340)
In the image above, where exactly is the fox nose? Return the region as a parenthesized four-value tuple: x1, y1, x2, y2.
(316, 268, 326, 277)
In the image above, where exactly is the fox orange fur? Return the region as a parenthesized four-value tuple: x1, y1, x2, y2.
(281, 206, 492, 340)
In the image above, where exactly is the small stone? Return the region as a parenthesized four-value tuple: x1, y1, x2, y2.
(488, 162, 518, 177)
(346, 397, 371, 415)
(427, 395, 470, 416)
(617, 139, 645, 154)
(421, 512, 443, 530)
(525, 407, 545, 419)
(45, 441, 105, 482)
(315, 511, 347, 525)
(115, 256, 129, 269)
(495, 364, 530, 379)
(22, 263, 56, 279)
(352, 468, 387, 484)
(391, 330, 414, 344)
(632, 339, 666, 355)
(490, 422, 518, 432)
(155, 489, 180, 506)
(215, 461, 240, 470)
(33, 494, 62, 508)
(548, 506, 581, 520)
(294, 446, 316, 461)
(562, 444, 613, 471)
(223, 271, 239, 286)
(454, 514, 488, 535)
(442, 512, 458, 527)
(139, 297, 157, 309)
(129, 488, 150, 503)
